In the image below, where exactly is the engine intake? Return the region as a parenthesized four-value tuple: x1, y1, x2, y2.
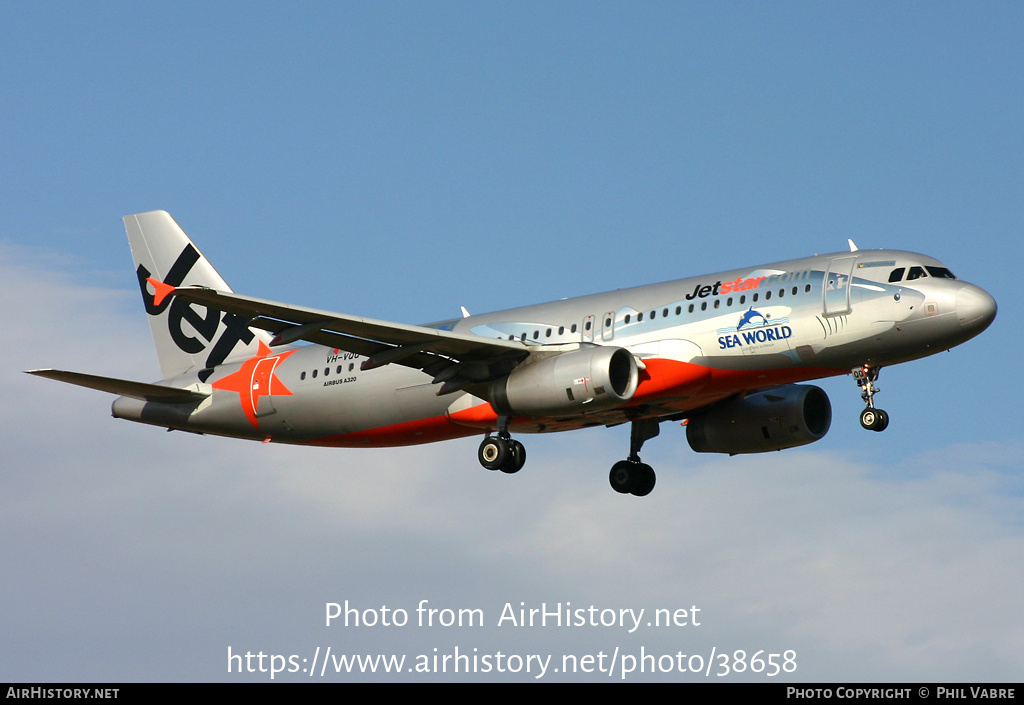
(686, 384, 831, 454)
(490, 346, 639, 417)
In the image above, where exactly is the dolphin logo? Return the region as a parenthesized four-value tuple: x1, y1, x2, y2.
(737, 307, 770, 330)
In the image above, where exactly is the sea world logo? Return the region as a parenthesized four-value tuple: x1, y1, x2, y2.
(737, 307, 770, 330)
(719, 325, 794, 349)
(717, 308, 793, 349)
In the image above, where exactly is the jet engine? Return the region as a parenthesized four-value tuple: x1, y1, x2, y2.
(686, 384, 831, 454)
(490, 346, 639, 417)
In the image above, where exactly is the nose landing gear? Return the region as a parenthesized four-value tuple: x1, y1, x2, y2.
(853, 365, 889, 432)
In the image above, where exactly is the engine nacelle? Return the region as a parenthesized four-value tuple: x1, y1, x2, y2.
(686, 384, 831, 455)
(490, 346, 640, 417)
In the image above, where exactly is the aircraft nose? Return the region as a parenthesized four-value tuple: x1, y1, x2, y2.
(956, 284, 997, 333)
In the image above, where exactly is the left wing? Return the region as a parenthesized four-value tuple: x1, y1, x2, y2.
(171, 287, 530, 393)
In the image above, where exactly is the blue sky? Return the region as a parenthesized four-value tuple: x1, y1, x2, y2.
(2, 2, 1022, 682)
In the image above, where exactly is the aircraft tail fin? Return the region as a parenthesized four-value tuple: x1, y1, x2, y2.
(123, 211, 272, 381)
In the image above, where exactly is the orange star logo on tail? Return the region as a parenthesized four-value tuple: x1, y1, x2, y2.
(212, 341, 296, 430)
(146, 277, 177, 307)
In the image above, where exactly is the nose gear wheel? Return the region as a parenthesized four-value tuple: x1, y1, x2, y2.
(853, 365, 889, 432)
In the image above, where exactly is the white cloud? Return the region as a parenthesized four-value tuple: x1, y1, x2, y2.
(2, 248, 1021, 682)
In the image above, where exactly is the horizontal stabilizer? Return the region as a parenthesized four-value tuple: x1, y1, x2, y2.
(25, 369, 209, 403)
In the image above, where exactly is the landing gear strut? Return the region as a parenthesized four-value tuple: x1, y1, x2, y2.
(853, 365, 889, 432)
(609, 419, 659, 496)
(478, 416, 526, 474)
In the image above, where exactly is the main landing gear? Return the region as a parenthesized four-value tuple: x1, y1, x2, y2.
(608, 419, 660, 497)
(853, 365, 889, 432)
(477, 416, 526, 474)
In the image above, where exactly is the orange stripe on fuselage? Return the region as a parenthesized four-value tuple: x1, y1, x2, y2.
(302, 413, 483, 448)
(301, 358, 848, 448)
(632, 358, 712, 401)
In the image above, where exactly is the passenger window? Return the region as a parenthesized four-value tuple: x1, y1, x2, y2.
(675, 306, 681, 315)
(662, 308, 669, 317)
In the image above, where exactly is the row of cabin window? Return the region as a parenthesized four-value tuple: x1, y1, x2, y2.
(507, 323, 580, 341)
(669, 283, 815, 318)
(505, 283, 815, 341)
(300, 362, 356, 380)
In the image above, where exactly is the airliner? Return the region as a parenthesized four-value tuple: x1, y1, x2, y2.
(28, 211, 997, 496)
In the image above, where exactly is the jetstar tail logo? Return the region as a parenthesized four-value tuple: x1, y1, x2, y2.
(147, 278, 176, 307)
(137, 244, 256, 382)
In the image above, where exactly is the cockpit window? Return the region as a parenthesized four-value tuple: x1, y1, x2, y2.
(926, 266, 957, 280)
(888, 268, 905, 283)
(906, 266, 927, 281)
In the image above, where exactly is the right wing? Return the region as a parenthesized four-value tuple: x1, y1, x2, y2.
(170, 287, 531, 393)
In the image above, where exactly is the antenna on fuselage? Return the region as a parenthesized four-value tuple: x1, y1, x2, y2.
(848, 239, 859, 252)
